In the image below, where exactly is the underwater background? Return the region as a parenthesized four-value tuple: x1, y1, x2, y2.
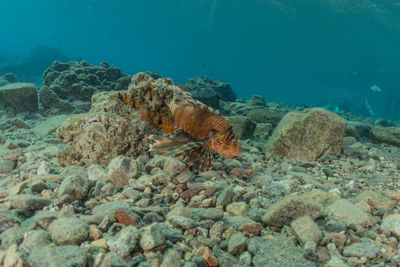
(1, 0, 400, 120)
(3, 1, 400, 266)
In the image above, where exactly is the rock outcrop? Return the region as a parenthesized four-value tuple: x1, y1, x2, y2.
(265, 108, 346, 161)
(43, 61, 130, 102)
(0, 82, 38, 112)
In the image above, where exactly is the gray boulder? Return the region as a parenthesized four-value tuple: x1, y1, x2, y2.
(265, 108, 345, 161)
(0, 83, 38, 112)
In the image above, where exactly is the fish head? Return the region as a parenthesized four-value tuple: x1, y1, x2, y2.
(208, 128, 242, 159)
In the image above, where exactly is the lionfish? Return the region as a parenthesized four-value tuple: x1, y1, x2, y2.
(149, 97, 242, 171)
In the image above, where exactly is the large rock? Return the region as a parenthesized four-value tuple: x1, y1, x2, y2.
(43, 60, 130, 102)
(186, 77, 237, 102)
(265, 108, 345, 161)
(57, 91, 153, 166)
(0, 83, 38, 112)
(246, 107, 286, 126)
(344, 121, 371, 140)
(228, 116, 256, 140)
(370, 127, 400, 147)
(38, 86, 75, 113)
(190, 87, 220, 110)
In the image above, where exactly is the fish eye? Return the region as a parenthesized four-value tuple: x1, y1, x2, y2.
(229, 134, 235, 141)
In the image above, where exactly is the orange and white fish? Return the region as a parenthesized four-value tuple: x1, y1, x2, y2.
(150, 98, 241, 171)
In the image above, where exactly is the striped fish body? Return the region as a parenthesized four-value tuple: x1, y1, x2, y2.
(125, 73, 241, 171)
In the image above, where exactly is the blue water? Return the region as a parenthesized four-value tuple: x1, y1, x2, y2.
(1, 0, 400, 120)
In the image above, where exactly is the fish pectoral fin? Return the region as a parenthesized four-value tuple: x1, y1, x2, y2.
(149, 135, 203, 157)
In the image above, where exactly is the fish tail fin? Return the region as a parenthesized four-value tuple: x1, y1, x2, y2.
(149, 135, 203, 157)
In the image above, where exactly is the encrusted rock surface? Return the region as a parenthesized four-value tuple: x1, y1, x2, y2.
(57, 91, 154, 166)
(43, 60, 130, 102)
(0, 82, 38, 112)
(186, 76, 237, 102)
(265, 108, 346, 161)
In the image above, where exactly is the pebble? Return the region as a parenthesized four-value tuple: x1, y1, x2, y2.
(228, 232, 247, 255)
(28, 245, 87, 267)
(262, 194, 323, 227)
(140, 223, 165, 250)
(216, 186, 237, 207)
(107, 225, 139, 257)
(8, 194, 51, 211)
(226, 202, 249, 216)
(291, 215, 322, 244)
(343, 238, 380, 259)
(48, 217, 89, 245)
(382, 214, 400, 238)
(324, 199, 376, 226)
(58, 174, 90, 200)
(107, 155, 139, 186)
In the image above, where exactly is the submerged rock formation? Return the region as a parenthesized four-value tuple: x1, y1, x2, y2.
(265, 108, 346, 161)
(0, 83, 38, 112)
(57, 90, 154, 166)
(43, 60, 130, 102)
(186, 76, 237, 102)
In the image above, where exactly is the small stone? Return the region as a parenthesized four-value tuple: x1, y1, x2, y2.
(100, 252, 128, 267)
(37, 161, 52, 175)
(4, 244, 23, 267)
(87, 164, 107, 181)
(114, 208, 139, 226)
(228, 232, 247, 255)
(262, 194, 323, 227)
(107, 226, 140, 257)
(382, 214, 400, 238)
(163, 157, 186, 176)
(107, 155, 139, 186)
(0, 160, 16, 173)
(202, 246, 218, 267)
(91, 238, 108, 249)
(239, 223, 262, 236)
(290, 215, 322, 245)
(248, 236, 311, 267)
(58, 174, 90, 200)
(324, 199, 375, 226)
(357, 191, 394, 210)
(342, 136, 357, 146)
(49, 217, 89, 245)
(28, 246, 87, 267)
(9, 195, 51, 211)
(30, 180, 46, 193)
(239, 251, 252, 265)
(34, 211, 58, 230)
(167, 215, 194, 230)
(216, 186, 237, 208)
(161, 249, 182, 267)
(140, 223, 165, 250)
(226, 202, 249, 216)
(21, 230, 52, 251)
(343, 238, 379, 259)
(89, 225, 102, 240)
